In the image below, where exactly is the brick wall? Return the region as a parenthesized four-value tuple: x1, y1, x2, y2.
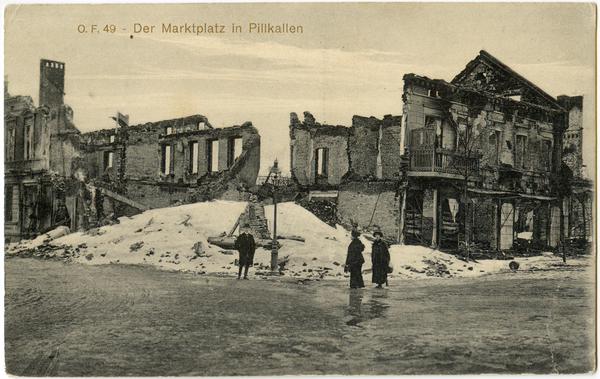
(239, 201, 271, 240)
(337, 181, 399, 241)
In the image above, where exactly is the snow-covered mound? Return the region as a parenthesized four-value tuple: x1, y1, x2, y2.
(17, 200, 575, 281)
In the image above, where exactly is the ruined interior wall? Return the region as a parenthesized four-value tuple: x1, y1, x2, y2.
(125, 129, 159, 181)
(380, 116, 403, 179)
(49, 134, 81, 178)
(313, 133, 349, 185)
(289, 127, 312, 185)
(164, 124, 260, 186)
(348, 116, 379, 179)
(337, 181, 399, 241)
(81, 119, 260, 210)
(289, 112, 349, 186)
(125, 182, 189, 209)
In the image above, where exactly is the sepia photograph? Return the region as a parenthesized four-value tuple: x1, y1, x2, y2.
(3, 2, 597, 375)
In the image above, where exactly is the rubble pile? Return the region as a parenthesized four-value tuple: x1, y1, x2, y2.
(6, 200, 583, 280)
(6, 241, 89, 262)
(295, 198, 337, 227)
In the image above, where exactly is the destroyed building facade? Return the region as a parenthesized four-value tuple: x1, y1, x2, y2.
(80, 117, 261, 214)
(289, 111, 404, 239)
(5, 59, 262, 242)
(289, 50, 590, 250)
(4, 59, 82, 242)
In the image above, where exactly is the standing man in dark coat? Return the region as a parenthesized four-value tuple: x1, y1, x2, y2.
(371, 231, 390, 288)
(345, 230, 365, 289)
(234, 224, 256, 280)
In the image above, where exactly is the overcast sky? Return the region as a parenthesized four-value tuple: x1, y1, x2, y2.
(4, 3, 596, 176)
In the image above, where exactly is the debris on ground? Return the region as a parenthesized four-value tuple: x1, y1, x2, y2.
(5, 200, 587, 280)
(129, 242, 144, 252)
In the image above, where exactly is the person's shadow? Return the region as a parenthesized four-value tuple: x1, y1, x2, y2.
(367, 290, 390, 319)
(345, 290, 365, 326)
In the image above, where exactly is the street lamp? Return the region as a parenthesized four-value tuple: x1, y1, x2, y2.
(269, 159, 281, 275)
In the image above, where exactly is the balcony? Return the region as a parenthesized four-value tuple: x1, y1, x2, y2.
(408, 149, 479, 179)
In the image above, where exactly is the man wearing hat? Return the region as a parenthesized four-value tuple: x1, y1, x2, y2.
(234, 224, 256, 280)
(344, 230, 365, 289)
(371, 231, 390, 288)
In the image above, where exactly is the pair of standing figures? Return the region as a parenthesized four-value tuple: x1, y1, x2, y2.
(345, 230, 390, 289)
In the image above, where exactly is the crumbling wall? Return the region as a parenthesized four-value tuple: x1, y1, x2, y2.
(123, 129, 156, 181)
(337, 181, 399, 241)
(559, 95, 584, 178)
(380, 115, 403, 179)
(239, 201, 271, 240)
(125, 182, 189, 209)
(80, 116, 260, 210)
(289, 112, 349, 186)
(348, 116, 379, 179)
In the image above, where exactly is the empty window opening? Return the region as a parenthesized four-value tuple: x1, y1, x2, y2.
(24, 118, 34, 160)
(166, 126, 173, 135)
(161, 145, 172, 174)
(315, 148, 328, 177)
(104, 151, 114, 169)
(541, 139, 552, 171)
(5, 124, 15, 161)
(207, 140, 219, 172)
(189, 141, 199, 174)
(515, 135, 527, 169)
(109, 135, 115, 143)
(227, 137, 243, 167)
(199, 122, 205, 130)
(488, 130, 501, 165)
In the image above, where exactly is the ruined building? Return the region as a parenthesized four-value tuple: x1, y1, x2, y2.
(4, 60, 82, 242)
(558, 95, 593, 240)
(290, 50, 589, 250)
(5, 59, 262, 242)
(289, 112, 404, 239)
(80, 116, 261, 214)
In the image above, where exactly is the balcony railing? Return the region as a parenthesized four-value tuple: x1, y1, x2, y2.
(409, 149, 479, 177)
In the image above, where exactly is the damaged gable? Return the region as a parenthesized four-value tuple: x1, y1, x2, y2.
(452, 50, 563, 111)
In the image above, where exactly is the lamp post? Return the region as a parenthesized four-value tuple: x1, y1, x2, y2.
(269, 159, 281, 275)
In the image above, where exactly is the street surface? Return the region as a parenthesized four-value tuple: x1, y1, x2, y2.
(5, 257, 596, 375)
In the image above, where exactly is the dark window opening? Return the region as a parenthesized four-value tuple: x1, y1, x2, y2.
(207, 139, 219, 172)
(227, 137, 242, 167)
(103, 151, 113, 170)
(541, 139, 552, 171)
(488, 131, 501, 165)
(5, 185, 13, 221)
(515, 135, 527, 170)
(161, 144, 172, 174)
(5, 123, 15, 162)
